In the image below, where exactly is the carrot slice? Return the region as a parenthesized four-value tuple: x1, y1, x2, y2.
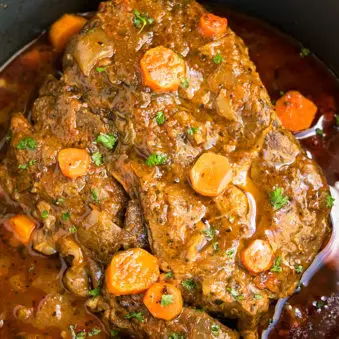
(106, 248, 160, 296)
(189, 152, 233, 197)
(241, 239, 274, 274)
(143, 283, 183, 320)
(8, 215, 36, 244)
(58, 148, 90, 179)
(275, 91, 318, 132)
(199, 13, 228, 39)
(140, 46, 186, 92)
(49, 14, 87, 52)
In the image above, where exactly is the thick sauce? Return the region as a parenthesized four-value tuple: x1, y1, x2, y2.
(0, 8, 338, 339)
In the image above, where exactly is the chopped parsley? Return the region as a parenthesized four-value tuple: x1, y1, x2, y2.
(18, 159, 36, 170)
(270, 256, 282, 273)
(202, 227, 216, 241)
(133, 9, 154, 33)
(28, 264, 35, 272)
(5, 130, 12, 142)
(68, 226, 77, 233)
(269, 187, 289, 210)
(88, 328, 101, 337)
(180, 78, 189, 89)
(254, 294, 263, 300)
(279, 90, 285, 96)
(61, 212, 71, 221)
(41, 210, 49, 219)
(155, 111, 166, 125)
(16, 137, 37, 151)
(211, 324, 220, 336)
(300, 47, 311, 58)
(89, 286, 101, 297)
(91, 152, 104, 166)
(226, 287, 243, 301)
(315, 300, 325, 310)
(181, 278, 196, 291)
(110, 329, 120, 337)
(91, 188, 100, 203)
(294, 264, 303, 274)
(168, 333, 185, 339)
(226, 248, 235, 259)
(213, 242, 220, 252)
(326, 194, 335, 208)
(124, 311, 144, 322)
(228, 216, 235, 223)
(160, 294, 174, 306)
(315, 128, 324, 136)
(96, 66, 106, 73)
(336, 114, 339, 126)
(146, 153, 168, 166)
(165, 271, 173, 279)
(212, 53, 223, 64)
(96, 133, 117, 150)
(55, 197, 64, 205)
(187, 127, 198, 135)
(69, 325, 100, 338)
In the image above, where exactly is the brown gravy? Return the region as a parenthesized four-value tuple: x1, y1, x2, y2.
(0, 8, 338, 339)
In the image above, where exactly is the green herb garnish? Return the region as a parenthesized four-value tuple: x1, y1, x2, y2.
(89, 286, 101, 297)
(96, 66, 106, 73)
(16, 137, 37, 151)
(91, 188, 100, 203)
(326, 193, 335, 208)
(146, 153, 168, 166)
(55, 197, 65, 205)
(212, 53, 223, 64)
(68, 226, 77, 233)
(96, 133, 117, 150)
(91, 152, 104, 166)
(168, 333, 185, 339)
(226, 248, 235, 259)
(211, 324, 220, 336)
(160, 294, 174, 306)
(165, 271, 173, 279)
(61, 212, 71, 221)
(181, 278, 196, 291)
(133, 9, 154, 33)
(187, 127, 198, 135)
(124, 311, 144, 322)
(155, 111, 166, 125)
(254, 294, 263, 300)
(18, 159, 36, 170)
(110, 329, 120, 337)
(294, 264, 303, 274)
(300, 47, 311, 58)
(335, 114, 339, 126)
(202, 227, 215, 241)
(213, 242, 219, 252)
(270, 256, 282, 273)
(88, 328, 101, 337)
(226, 287, 243, 301)
(180, 78, 189, 89)
(5, 130, 12, 142)
(315, 300, 324, 310)
(269, 187, 289, 210)
(315, 128, 324, 136)
(41, 210, 49, 219)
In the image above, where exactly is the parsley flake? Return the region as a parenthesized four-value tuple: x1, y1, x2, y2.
(315, 300, 325, 310)
(16, 137, 37, 151)
(213, 242, 220, 252)
(110, 329, 120, 337)
(168, 333, 185, 339)
(212, 53, 223, 64)
(269, 187, 289, 210)
(226, 287, 243, 301)
(300, 47, 311, 58)
(89, 286, 101, 297)
(41, 210, 49, 219)
(187, 127, 198, 135)
(326, 194, 335, 208)
(133, 9, 154, 33)
(181, 278, 196, 291)
(315, 128, 324, 136)
(254, 294, 263, 300)
(5, 130, 12, 142)
(55, 198, 65, 205)
(91, 188, 100, 203)
(91, 152, 104, 166)
(68, 226, 77, 233)
(61, 212, 71, 221)
(270, 256, 282, 273)
(295, 264, 303, 274)
(165, 271, 173, 279)
(155, 111, 166, 125)
(202, 227, 216, 241)
(180, 78, 189, 89)
(88, 328, 101, 337)
(226, 248, 235, 259)
(96, 66, 106, 73)
(161, 294, 174, 306)
(146, 153, 168, 166)
(125, 311, 144, 322)
(336, 114, 339, 126)
(211, 324, 220, 336)
(18, 159, 36, 170)
(96, 133, 117, 150)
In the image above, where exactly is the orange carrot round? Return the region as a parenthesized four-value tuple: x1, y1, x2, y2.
(199, 13, 228, 39)
(58, 148, 90, 179)
(241, 239, 274, 274)
(275, 90, 318, 132)
(49, 14, 87, 52)
(8, 215, 36, 244)
(189, 152, 233, 197)
(143, 283, 183, 320)
(106, 248, 160, 296)
(140, 46, 186, 92)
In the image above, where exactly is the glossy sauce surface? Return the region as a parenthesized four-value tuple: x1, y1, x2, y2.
(0, 8, 338, 339)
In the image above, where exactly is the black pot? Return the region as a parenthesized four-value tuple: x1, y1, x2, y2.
(1, 0, 339, 75)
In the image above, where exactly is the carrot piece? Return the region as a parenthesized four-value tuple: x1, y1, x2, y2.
(199, 13, 228, 39)
(189, 152, 233, 197)
(106, 248, 160, 296)
(58, 148, 90, 179)
(143, 283, 183, 320)
(275, 90, 318, 132)
(140, 46, 186, 92)
(49, 14, 87, 52)
(8, 215, 36, 245)
(241, 239, 274, 274)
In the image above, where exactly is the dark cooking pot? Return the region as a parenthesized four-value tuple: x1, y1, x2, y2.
(1, 0, 339, 75)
